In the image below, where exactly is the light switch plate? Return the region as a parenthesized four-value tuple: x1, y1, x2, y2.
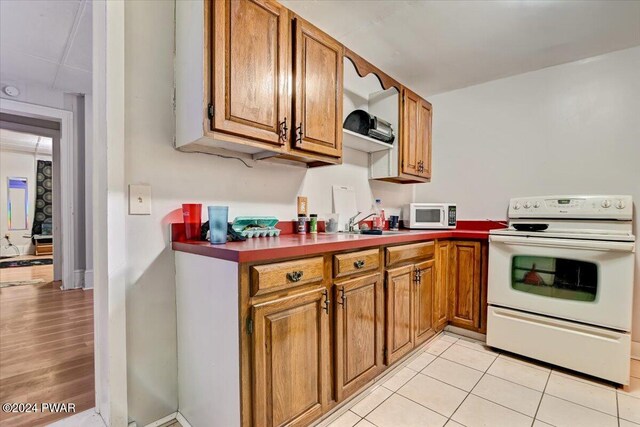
(129, 184, 152, 215)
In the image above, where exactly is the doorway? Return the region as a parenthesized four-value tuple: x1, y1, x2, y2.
(0, 127, 57, 287)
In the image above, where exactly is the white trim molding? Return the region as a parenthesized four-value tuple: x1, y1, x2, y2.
(84, 269, 94, 289)
(175, 413, 193, 427)
(0, 98, 75, 291)
(74, 269, 86, 288)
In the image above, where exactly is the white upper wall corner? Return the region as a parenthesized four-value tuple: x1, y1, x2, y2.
(281, 0, 640, 97)
(0, 0, 92, 95)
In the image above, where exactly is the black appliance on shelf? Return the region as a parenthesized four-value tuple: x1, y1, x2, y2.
(343, 109, 395, 144)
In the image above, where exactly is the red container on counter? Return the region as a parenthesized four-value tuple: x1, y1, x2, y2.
(182, 204, 202, 240)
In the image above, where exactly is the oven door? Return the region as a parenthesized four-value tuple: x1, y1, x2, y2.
(488, 235, 635, 331)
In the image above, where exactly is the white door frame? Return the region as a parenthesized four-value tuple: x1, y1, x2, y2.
(0, 98, 75, 290)
(92, 1, 128, 425)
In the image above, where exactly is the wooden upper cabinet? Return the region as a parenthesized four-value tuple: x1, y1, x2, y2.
(449, 241, 482, 330)
(385, 265, 414, 364)
(401, 88, 432, 179)
(212, 0, 289, 145)
(433, 241, 450, 331)
(414, 259, 435, 346)
(292, 17, 343, 158)
(334, 273, 384, 401)
(252, 288, 330, 427)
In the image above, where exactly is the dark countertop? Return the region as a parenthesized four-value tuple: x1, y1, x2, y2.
(172, 221, 504, 263)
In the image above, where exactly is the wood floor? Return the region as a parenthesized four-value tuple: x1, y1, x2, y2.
(0, 255, 54, 284)
(0, 276, 94, 426)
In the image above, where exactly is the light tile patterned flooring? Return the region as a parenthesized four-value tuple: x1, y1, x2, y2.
(319, 332, 640, 427)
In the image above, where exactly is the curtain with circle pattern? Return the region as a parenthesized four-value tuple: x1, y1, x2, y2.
(31, 160, 53, 238)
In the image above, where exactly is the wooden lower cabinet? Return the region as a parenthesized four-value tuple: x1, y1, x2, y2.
(385, 265, 415, 364)
(385, 258, 435, 363)
(449, 241, 482, 330)
(414, 259, 435, 346)
(334, 273, 384, 401)
(251, 288, 330, 427)
(433, 241, 450, 331)
(242, 239, 488, 427)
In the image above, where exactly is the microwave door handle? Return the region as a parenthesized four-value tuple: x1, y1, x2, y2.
(489, 235, 635, 252)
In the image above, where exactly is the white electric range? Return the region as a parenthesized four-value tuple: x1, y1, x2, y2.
(487, 195, 635, 385)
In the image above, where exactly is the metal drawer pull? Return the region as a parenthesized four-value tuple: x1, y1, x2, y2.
(286, 271, 304, 282)
(354, 260, 365, 269)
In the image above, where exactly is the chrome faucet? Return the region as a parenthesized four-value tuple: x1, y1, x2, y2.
(347, 211, 376, 233)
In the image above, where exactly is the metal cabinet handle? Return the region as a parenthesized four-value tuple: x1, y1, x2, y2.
(279, 117, 288, 141)
(286, 271, 304, 282)
(296, 122, 303, 143)
(354, 260, 365, 269)
(415, 268, 422, 285)
(322, 289, 330, 313)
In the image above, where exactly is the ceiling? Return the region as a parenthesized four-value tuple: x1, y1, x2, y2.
(0, 0, 92, 94)
(281, 0, 640, 96)
(0, 128, 53, 155)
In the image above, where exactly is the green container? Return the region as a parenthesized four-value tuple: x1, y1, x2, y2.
(231, 216, 280, 238)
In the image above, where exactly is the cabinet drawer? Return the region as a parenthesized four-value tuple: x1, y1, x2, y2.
(333, 249, 379, 278)
(251, 257, 325, 296)
(385, 241, 435, 266)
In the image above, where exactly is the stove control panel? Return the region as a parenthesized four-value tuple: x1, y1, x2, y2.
(508, 195, 633, 220)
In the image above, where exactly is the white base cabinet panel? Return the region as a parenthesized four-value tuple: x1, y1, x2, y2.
(175, 252, 240, 427)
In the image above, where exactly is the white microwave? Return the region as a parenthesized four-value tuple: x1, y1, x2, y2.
(402, 203, 457, 229)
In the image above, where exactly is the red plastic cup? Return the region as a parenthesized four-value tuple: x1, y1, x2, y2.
(182, 204, 202, 240)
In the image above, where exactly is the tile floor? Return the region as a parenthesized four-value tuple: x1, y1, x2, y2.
(319, 332, 640, 427)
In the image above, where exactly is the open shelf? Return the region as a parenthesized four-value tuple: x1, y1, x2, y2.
(342, 129, 394, 153)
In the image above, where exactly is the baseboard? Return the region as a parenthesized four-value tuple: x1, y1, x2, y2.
(73, 269, 85, 288)
(84, 269, 94, 289)
(445, 324, 487, 341)
(143, 412, 177, 427)
(176, 412, 192, 427)
(632, 341, 640, 360)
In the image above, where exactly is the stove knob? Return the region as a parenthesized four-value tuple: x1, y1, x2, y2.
(533, 202, 541, 208)
(513, 202, 521, 210)
(601, 200, 611, 208)
(615, 200, 626, 209)
(523, 201, 531, 209)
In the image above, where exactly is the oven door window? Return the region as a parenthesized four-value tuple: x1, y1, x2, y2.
(416, 209, 441, 223)
(511, 256, 597, 302)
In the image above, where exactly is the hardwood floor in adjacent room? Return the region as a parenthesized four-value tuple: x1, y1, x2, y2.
(0, 255, 54, 285)
(0, 281, 94, 427)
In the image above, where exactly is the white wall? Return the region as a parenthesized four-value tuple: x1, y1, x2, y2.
(123, 2, 414, 424)
(0, 148, 52, 256)
(415, 46, 640, 342)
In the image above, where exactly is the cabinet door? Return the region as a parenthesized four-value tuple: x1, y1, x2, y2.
(433, 241, 450, 331)
(334, 273, 384, 401)
(414, 259, 435, 346)
(252, 288, 330, 427)
(449, 241, 482, 330)
(401, 88, 431, 178)
(212, 0, 289, 145)
(418, 99, 432, 178)
(292, 17, 343, 157)
(385, 265, 414, 364)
